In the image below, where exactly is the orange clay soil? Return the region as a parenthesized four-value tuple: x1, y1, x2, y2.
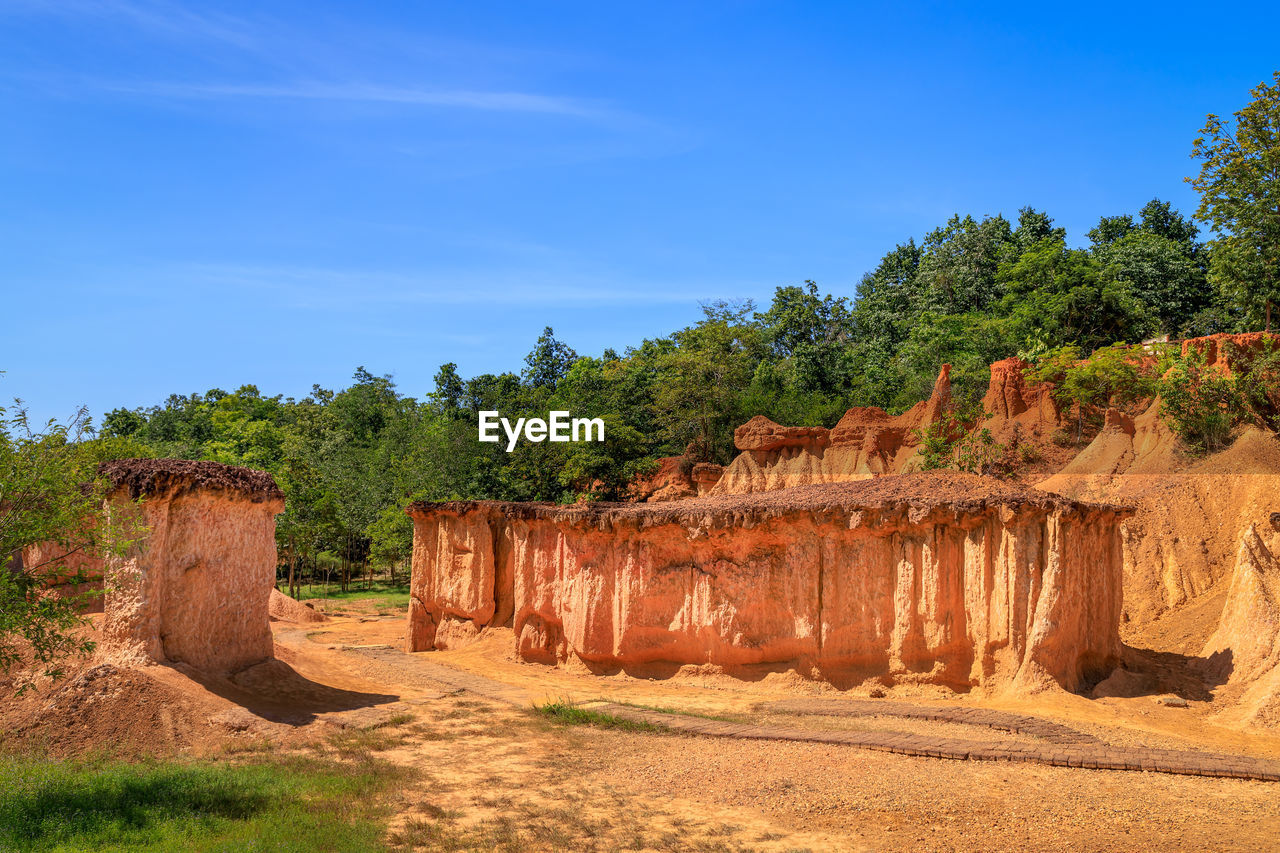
(7, 599, 1280, 851)
(327, 608, 1280, 851)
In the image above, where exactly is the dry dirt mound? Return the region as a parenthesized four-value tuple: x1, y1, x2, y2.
(1052, 400, 1182, 478)
(1, 663, 219, 757)
(269, 587, 327, 623)
(1188, 426, 1280, 474)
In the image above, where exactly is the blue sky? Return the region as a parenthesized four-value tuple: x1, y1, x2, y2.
(3, 1, 1278, 425)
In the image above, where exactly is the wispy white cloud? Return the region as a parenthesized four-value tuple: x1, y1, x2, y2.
(4, 2, 660, 126)
(6, 0, 258, 49)
(172, 263, 741, 310)
(99, 79, 613, 118)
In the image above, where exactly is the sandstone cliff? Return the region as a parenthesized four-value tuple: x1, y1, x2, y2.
(1181, 331, 1278, 373)
(98, 459, 285, 673)
(408, 473, 1127, 694)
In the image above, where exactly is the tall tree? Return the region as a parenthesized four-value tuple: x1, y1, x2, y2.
(1189, 71, 1280, 331)
(915, 214, 1013, 314)
(523, 327, 579, 389)
(431, 363, 465, 415)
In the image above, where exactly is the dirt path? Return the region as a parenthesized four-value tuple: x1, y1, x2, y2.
(271, 614, 1280, 851)
(325, 638, 1280, 783)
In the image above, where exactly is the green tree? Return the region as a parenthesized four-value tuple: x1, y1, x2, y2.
(1087, 214, 1136, 248)
(996, 238, 1148, 352)
(1189, 71, 1280, 331)
(1096, 231, 1209, 336)
(915, 214, 1014, 314)
(523, 327, 579, 389)
(653, 301, 762, 462)
(0, 404, 133, 688)
(432, 363, 465, 414)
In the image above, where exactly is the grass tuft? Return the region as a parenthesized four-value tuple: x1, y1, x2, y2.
(534, 699, 666, 733)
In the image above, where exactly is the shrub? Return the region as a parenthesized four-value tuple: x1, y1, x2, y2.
(915, 414, 962, 471)
(913, 403, 1008, 475)
(955, 427, 1006, 476)
(1159, 349, 1246, 453)
(1234, 338, 1280, 431)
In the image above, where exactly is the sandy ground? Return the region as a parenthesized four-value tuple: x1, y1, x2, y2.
(288, 602, 1280, 852)
(7, 599, 1280, 852)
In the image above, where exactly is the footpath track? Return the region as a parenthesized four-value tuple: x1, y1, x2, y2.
(352, 647, 1280, 784)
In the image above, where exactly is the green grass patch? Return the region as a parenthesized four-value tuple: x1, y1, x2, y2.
(0, 752, 412, 852)
(285, 581, 411, 609)
(534, 700, 666, 733)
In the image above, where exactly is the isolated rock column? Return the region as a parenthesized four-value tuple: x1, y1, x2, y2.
(99, 459, 285, 673)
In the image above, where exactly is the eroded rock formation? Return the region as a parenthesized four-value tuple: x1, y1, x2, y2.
(630, 455, 698, 502)
(408, 473, 1127, 693)
(690, 463, 724, 495)
(979, 357, 1062, 445)
(1039, 428, 1280, 638)
(710, 366, 955, 495)
(1181, 331, 1278, 373)
(1200, 522, 1280, 727)
(99, 459, 285, 673)
(1052, 401, 1180, 477)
